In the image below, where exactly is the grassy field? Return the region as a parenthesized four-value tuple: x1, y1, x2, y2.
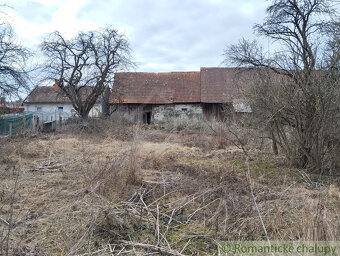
(0, 121, 339, 255)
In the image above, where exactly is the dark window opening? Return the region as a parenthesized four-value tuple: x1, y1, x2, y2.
(58, 106, 63, 112)
(181, 108, 188, 112)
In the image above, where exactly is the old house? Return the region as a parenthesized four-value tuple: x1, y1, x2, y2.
(112, 67, 251, 124)
(113, 72, 202, 124)
(23, 82, 102, 122)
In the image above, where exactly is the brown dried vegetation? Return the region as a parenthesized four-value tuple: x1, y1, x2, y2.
(0, 120, 339, 255)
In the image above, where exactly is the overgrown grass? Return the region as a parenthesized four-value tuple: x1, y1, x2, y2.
(0, 120, 339, 255)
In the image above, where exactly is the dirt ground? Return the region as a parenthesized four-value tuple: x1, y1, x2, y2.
(0, 124, 339, 255)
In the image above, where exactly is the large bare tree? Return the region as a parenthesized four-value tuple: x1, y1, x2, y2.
(0, 23, 30, 97)
(41, 27, 133, 119)
(225, 0, 340, 172)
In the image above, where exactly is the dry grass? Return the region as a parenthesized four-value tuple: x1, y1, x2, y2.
(0, 122, 339, 255)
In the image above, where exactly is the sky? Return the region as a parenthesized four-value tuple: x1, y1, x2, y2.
(5, 0, 269, 72)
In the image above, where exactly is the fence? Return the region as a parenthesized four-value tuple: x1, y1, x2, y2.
(0, 110, 73, 136)
(31, 110, 72, 126)
(29, 110, 75, 132)
(0, 113, 33, 136)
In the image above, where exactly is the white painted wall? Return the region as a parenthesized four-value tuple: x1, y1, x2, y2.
(24, 103, 102, 121)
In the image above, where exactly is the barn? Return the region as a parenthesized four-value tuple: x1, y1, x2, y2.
(112, 67, 251, 124)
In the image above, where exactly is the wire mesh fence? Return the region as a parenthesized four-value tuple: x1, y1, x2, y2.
(0, 110, 75, 136)
(31, 110, 72, 125)
(29, 110, 74, 132)
(0, 113, 33, 135)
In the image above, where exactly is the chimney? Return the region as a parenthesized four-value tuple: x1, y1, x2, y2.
(54, 79, 59, 92)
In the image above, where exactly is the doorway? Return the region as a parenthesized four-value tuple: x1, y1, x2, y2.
(143, 111, 151, 124)
(146, 112, 151, 124)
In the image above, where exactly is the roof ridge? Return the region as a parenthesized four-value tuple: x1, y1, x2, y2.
(115, 71, 200, 74)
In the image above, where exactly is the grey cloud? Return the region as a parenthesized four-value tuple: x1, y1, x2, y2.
(13, 1, 55, 24)
(50, 0, 270, 71)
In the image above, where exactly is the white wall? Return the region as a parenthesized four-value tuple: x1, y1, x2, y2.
(24, 103, 102, 121)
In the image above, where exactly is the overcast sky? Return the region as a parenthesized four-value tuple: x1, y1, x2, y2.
(6, 0, 269, 72)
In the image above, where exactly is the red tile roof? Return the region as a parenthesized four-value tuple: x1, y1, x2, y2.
(26, 68, 253, 105)
(113, 72, 201, 104)
(0, 104, 24, 109)
(200, 67, 250, 103)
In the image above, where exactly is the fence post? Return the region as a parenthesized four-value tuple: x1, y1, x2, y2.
(32, 116, 35, 132)
(9, 122, 12, 138)
(36, 116, 40, 132)
(23, 114, 26, 132)
(59, 112, 62, 128)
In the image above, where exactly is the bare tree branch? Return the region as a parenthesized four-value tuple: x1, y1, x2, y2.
(224, 0, 340, 172)
(0, 23, 30, 98)
(41, 27, 134, 119)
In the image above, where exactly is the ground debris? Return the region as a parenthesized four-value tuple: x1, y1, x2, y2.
(28, 159, 76, 172)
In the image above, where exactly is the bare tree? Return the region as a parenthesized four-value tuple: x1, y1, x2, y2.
(225, 0, 340, 172)
(0, 23, 30, 98)
(41, 27, 133, 119)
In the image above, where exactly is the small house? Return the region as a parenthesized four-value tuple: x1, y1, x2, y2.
(23, 82, 102, 122)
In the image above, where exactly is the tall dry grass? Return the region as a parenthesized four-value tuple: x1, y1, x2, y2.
(0, 118, 339, 255)
(127, 125, 142, 185)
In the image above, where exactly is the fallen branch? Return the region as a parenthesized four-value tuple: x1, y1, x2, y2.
(29, 160, 76, 172)
(119, 240, 187, 256)
(0, 216, 9, 225)
(185, 198, 220, 225)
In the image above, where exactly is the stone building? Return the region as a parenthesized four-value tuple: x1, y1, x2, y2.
(113, 71, 202, 124)
(112, 67, 251, 124)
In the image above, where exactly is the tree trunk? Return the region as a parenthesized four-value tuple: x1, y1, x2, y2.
(271, 130, 278, 155)
(101, 87, 110, 117)
(79, 107, 90, 119)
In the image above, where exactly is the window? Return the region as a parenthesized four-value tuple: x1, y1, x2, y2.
(36, 106, 42, 111)
(58, 107, 63, 112)
(181, 108, 187, 112)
